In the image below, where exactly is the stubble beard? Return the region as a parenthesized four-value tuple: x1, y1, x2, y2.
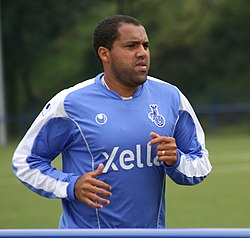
(112, 64, 149, 88)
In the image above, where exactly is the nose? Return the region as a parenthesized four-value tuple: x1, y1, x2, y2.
(136, 44, 149, 58)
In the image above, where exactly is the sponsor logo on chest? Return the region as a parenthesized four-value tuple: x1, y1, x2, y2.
(102, 144, 162, 173)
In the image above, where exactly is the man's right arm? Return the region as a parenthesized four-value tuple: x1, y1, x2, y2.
(12, 115, 80, 200)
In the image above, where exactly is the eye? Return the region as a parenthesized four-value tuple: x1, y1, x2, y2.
(143, 43, 149, 50)
(126, 43, 136, 48)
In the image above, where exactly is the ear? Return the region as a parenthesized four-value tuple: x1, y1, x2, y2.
(98, 46, 110, 63)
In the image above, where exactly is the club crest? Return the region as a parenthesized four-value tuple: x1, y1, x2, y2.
(148, 104, 165, 127)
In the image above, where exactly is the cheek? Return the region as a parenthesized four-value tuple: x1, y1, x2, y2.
(112, 55, 132, 68)
(110, 50, 137, 70)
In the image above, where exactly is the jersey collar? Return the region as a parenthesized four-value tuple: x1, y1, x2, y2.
(95, 73, 144, 100)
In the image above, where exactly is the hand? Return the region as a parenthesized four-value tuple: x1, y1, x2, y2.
(148, 132, 177, 166)
(74, 163, 112, 209)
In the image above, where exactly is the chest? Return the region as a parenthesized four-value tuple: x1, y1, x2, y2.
(70, 94, 178, 155)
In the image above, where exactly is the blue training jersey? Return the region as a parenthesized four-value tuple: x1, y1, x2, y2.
(12, 73, 212, 228)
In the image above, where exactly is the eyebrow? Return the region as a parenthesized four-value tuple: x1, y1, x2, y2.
(124, 39, 149, 44)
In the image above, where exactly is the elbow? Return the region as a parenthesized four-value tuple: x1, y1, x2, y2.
(172, 172, 211, 186)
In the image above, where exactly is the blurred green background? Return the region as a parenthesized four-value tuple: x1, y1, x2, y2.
(0, 0, 250, 228)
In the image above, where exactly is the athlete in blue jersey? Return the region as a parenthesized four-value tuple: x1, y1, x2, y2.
(12, 15, 212, 228)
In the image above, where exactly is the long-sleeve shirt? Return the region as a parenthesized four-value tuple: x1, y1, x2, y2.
(12, 73, 212, 228)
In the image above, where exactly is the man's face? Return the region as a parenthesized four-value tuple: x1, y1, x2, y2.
(109, 23, 150, 88)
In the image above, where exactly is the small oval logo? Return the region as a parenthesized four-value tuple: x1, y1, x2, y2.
(42, 103, 51, 116)
(95, 113, 108, 125)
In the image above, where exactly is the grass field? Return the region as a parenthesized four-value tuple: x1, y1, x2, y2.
(1, 134, 250, 228)
(167, 134, 250, 228)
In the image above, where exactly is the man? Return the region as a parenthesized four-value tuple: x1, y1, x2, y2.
(12, 15, 212, 228)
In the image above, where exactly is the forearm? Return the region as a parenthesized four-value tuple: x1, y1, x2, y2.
(12, 145, 79, 200)
(164, 149, 211, 185)
(12, 110, 80, 200)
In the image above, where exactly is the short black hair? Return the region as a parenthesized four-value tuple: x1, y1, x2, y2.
(92, 15, 142, 63)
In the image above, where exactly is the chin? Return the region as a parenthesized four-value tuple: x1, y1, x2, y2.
(134, 76, 147, 86)
(138, 73, 148, 82)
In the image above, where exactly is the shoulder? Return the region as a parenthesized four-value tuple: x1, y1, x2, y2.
(56, 77, 96, 101)
(42, 77, 96, 118)
(146, 75, 181, 96)
(64, 77, 96, 97)
(147, 76, 177, 89)
(147, 76, 195, 112)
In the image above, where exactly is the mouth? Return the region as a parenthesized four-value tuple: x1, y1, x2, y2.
(135, 61, 148, 72)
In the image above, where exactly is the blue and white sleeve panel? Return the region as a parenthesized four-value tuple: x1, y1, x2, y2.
(12, 89, 79, 200)
(165, 90, 212, 185)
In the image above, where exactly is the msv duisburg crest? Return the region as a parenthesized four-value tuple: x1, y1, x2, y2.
(148, 104, 165, 128)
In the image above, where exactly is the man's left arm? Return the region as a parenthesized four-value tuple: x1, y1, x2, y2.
(149, 92, 212, 185)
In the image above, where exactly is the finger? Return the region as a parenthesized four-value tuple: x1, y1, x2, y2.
(157, 150, 176, 158)
(149, 132, 160, 139)
(87, 164, 112, 191)
(88, 193, 111, 205)
(148, 132, 160, 146)
(150, 136, 176, 147)
(158, 155, 177, 166)
(149, 136, 165, 146)
(74, 174, 112, 202)
(83, 197, 104, 209)
(87, 183, 112, 197)
(91, 163, 104, 178)
(89, 178, 112, 191)
(75, 180, 112, 205)
(157, 147, 177, 166)
(157, 141, 176, 151)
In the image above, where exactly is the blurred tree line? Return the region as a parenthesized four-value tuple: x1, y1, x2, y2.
(1, 0, 250, 136)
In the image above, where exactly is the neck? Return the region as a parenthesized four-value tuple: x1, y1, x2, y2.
(102, 76, 138, 98)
